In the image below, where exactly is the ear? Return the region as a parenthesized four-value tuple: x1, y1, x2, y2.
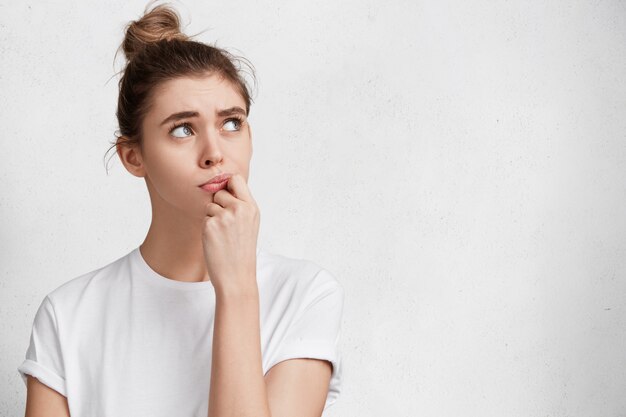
(116, 136, 146, 178)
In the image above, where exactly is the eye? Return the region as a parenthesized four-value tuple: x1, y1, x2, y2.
(223, 117, 244, 132)
(170, 122, 194, 138)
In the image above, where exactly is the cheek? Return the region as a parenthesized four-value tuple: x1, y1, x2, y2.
(145, 148, 192, 187)
(222, 140, 251, 164)
(235, 138, 253, 159)
(233, 150, 251, 175)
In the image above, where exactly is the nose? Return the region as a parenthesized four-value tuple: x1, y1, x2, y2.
(199, 127, 224, 168)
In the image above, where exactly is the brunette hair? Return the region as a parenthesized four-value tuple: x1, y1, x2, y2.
(104, 1, 256, 172)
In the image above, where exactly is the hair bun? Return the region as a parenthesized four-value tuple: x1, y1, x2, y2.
(121, 3, 189, 63)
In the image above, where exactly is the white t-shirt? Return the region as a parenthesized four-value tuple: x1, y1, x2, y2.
(18, 245, 345, 416)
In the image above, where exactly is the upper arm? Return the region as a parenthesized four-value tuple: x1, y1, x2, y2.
(25, 375, 70, 417)
(265, 358, 333, 417)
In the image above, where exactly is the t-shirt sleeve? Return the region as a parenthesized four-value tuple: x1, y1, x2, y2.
(17, 295, 67, 397)
(268, 268, 346, 412)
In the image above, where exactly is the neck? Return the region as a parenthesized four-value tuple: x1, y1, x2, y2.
(140, 191, 211, 283)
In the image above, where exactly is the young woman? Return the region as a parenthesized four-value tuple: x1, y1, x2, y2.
(18, 3, 345, 417)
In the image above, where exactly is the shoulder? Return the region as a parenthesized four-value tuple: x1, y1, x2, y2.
(44, 249, 134, 310)
(257, 247, 344, 303)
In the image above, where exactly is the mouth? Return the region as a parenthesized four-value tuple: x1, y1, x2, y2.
(199, 173, 233, 193)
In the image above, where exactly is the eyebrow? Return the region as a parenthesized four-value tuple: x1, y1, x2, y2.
(159, 106, 247, 127)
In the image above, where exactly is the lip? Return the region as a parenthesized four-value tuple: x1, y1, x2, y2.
(200, 173, 232, 186)
(199, 173, 233, 193)
(200, 179, 229, 193)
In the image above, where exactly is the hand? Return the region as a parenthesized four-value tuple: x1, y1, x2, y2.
(202, 173, 260, 296)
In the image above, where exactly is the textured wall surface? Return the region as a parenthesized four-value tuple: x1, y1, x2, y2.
(2, 1, 626, 416)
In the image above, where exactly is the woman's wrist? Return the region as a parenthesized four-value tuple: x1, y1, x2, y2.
(214, 279, 259, 301)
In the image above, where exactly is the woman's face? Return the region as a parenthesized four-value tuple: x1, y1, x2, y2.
(130, 73, 252, 220)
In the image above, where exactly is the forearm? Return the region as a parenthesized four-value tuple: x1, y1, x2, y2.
(208, 283, 271, 417)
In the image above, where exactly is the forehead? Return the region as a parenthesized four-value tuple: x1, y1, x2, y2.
(149, 74, 245, 117)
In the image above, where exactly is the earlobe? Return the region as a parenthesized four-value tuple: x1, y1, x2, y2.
(116, 137, 146, 178)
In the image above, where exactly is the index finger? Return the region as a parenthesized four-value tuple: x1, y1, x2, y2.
(225, 173, 254, 203)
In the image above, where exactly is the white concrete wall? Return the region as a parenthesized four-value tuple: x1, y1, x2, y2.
(2, 0, 625, 416)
